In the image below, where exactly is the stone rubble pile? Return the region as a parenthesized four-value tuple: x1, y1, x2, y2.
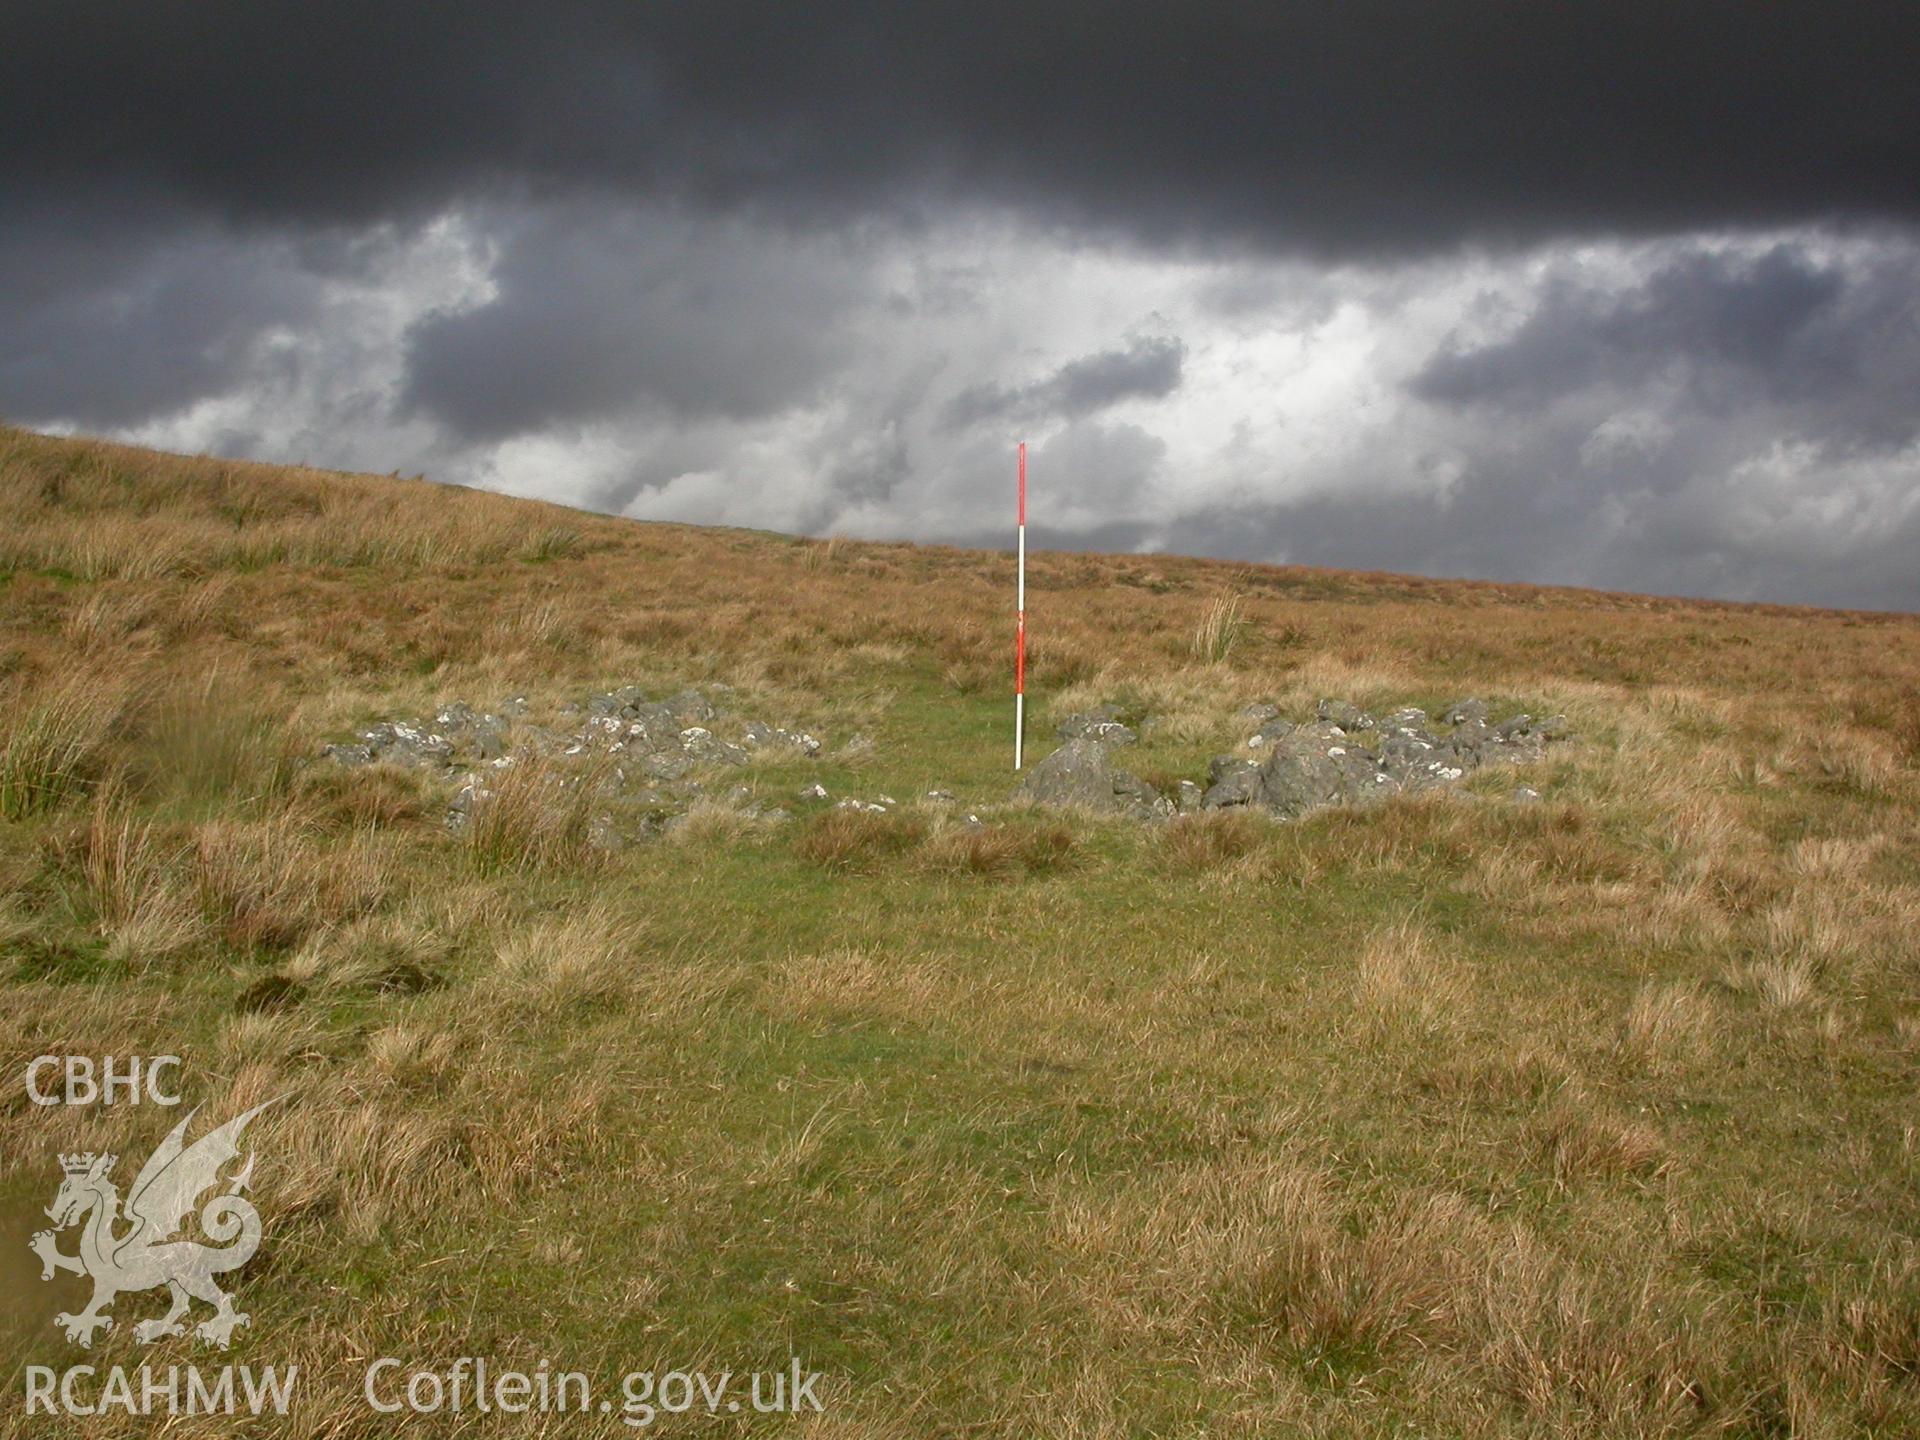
(320, 683, 1569, 844)
(1019, 697, 1569, 820)
(320, 686, 829, 841)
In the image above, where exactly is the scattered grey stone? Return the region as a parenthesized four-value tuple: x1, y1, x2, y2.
(927, 789, 954, 800)
(514, 725, 568, 757)
(587, 815, 626, 851)
(354, 720, 454, 768)
(1447, 717, 1491, 753)
(445, 778, 488, 834)
(1248, 716, 1295, 748)
(1511, 786, 1543, 804)
(838, 733, 876, 759)
(1201, 756, 1263, 809)
(799, 783, 829, 800)
(663, 688, 715, 725)
(1176, 779, 1206, 814)
(1056, 708, 1137, 746)
(1240, 702, 1281, 722)
(1187, 700, 1570, 821)
(1442, 697, 1489, 726)
(1379, 722, 1469, 790)
(330, 681, 824, 813)
(1317, 698, 1376, 731)
(743, 722, 823, 756)
(679, 727, 750, 765)
(641, 752, 694, 782)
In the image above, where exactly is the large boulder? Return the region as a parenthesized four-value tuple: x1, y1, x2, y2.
(1020, 738, 1163, 817)
(1253, 723, 1398, 817)
(1019, 738, 1116, 808)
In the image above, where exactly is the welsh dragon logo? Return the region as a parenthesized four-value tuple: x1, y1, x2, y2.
(28, 1101, 278, 1349)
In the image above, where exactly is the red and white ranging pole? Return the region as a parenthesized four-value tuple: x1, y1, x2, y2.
(1014, 441, 1027, 771)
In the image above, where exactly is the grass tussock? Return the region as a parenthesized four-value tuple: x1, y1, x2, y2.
(126, 671, 300, 809)
(194, 810, 392, 950)
(1726, 952, 1823, 1009)
(1618, 980, 1720, 1072)
(462, 755, 606, 877)
(1190, 590, 1247, 664)
(666, 797, 776, 847)
(0, 671, 132, 818)
(917, 819, 1078, 878)
(1530, 1104, 1671, 1188)
(1154, 810, 1268, 871)
(1353, 919, 1469, 1035)
(794, 807, 929, 873)
(81, 783, 201, 963)
(292, 758, 438, 831)
(1213, 1177, 1462, 1372)
(490, 904, 648, 1012)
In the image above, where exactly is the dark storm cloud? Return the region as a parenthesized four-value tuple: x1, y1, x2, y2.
(944, 335, 1185, 430)
(1411, 240, 1920, 453)
(6, 3, 1920, 255)
(0, 196, 331, 428)
(400, 205, 873, 440)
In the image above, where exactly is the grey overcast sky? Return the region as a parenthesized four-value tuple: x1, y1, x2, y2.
(5, 2, 1920, 609)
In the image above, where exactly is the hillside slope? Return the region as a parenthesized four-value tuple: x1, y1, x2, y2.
(3, 425, 1918, 1437)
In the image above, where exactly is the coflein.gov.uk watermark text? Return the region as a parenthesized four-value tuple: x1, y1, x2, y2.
(25, 1358, 827, 1427)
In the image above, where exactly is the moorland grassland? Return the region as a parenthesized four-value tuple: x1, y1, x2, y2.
(1, 425, 1917, 1437)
